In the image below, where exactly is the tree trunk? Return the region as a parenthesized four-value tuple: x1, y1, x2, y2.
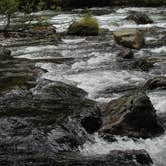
(5, 14, 11, 30)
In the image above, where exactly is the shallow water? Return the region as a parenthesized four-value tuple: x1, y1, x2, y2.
(6, 7, 166, 165)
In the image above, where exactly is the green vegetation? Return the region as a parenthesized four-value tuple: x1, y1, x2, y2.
(0, 0, 165, 30)
(0, 0, 19, 30)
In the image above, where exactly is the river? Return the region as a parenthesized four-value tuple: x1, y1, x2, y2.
(1, 7, 166, 166)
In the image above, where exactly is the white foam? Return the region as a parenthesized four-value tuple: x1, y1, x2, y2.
(50, 14, 80, 32)
(149, 91, 166, 113)
(63, 38, 86, 44)
(150, 46, 166, 54)
(13, 45, 58, 56)
(61, 70, 147, 99)
(146, 37, 157, 41)
(80, 133, 166, 166)
(71, 52, 115, 71)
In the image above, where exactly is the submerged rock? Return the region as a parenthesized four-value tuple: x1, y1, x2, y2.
(144, 76, 166, 90)
(126, 12, 153, 24)
(117, 47, 134, 59)
(0, 46, 12, 60)
(132, 58, 154, 72)
(100, 92, 164, 138)
(113, 28, 145, 49)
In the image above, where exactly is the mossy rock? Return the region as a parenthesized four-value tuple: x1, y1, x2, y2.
(68, 17, 99, 36)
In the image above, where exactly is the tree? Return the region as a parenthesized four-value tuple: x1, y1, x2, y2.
(0, 0, 19, 30)
(20, 0, 35, 28)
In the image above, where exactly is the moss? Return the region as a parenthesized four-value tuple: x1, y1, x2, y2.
(68, 15, 99, 36)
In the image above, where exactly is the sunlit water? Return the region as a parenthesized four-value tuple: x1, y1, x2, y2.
(9, 7, 166, 165)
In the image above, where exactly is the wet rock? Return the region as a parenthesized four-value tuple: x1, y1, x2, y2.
(29, 25, 57, 38)
(81, 116, 102, 134)
(99, 132, 117, 142)
(0, 78, 102, 156)
(113, 28, 145, 49)
(132, 58, 154, 72)
(0, 74, 35, 93)
(144, 76, 166, 90)
(58, 150, 153, 166)
(0, 25, 59, 42)
(67, 18, 99, 36)
(0, 46, 12, 60)
(117, 47, 134, 59)
(158, 113, 166, 130)
(100, 92, 164, 138)
(57, 150, 153, 166)
(97, 84, 140, 99)
(32, 79, 88, 99)
(0, 59, 44, 93)
(0, 149, 153, 166)
(126, 12, 153, 24)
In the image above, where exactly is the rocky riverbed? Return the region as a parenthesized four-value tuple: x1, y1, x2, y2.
(0, 7, 166, 166)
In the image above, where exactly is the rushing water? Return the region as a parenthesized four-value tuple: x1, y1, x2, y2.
(7, 7, 166, 166)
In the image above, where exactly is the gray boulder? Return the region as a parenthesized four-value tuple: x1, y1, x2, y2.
(113, 28, 145, 49)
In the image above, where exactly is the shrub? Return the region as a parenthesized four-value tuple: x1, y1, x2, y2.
(0, 0, 19, 30)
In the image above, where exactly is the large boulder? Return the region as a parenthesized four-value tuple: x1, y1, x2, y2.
(144, 76, 166, 90)
(113, 28, 145, 49)
(0, 46, 12, 60)
(67, 17, 99, 36)
(100, 92, 164, 138)
(0, 80, 102, 156)
(126, 12, 153, 24)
